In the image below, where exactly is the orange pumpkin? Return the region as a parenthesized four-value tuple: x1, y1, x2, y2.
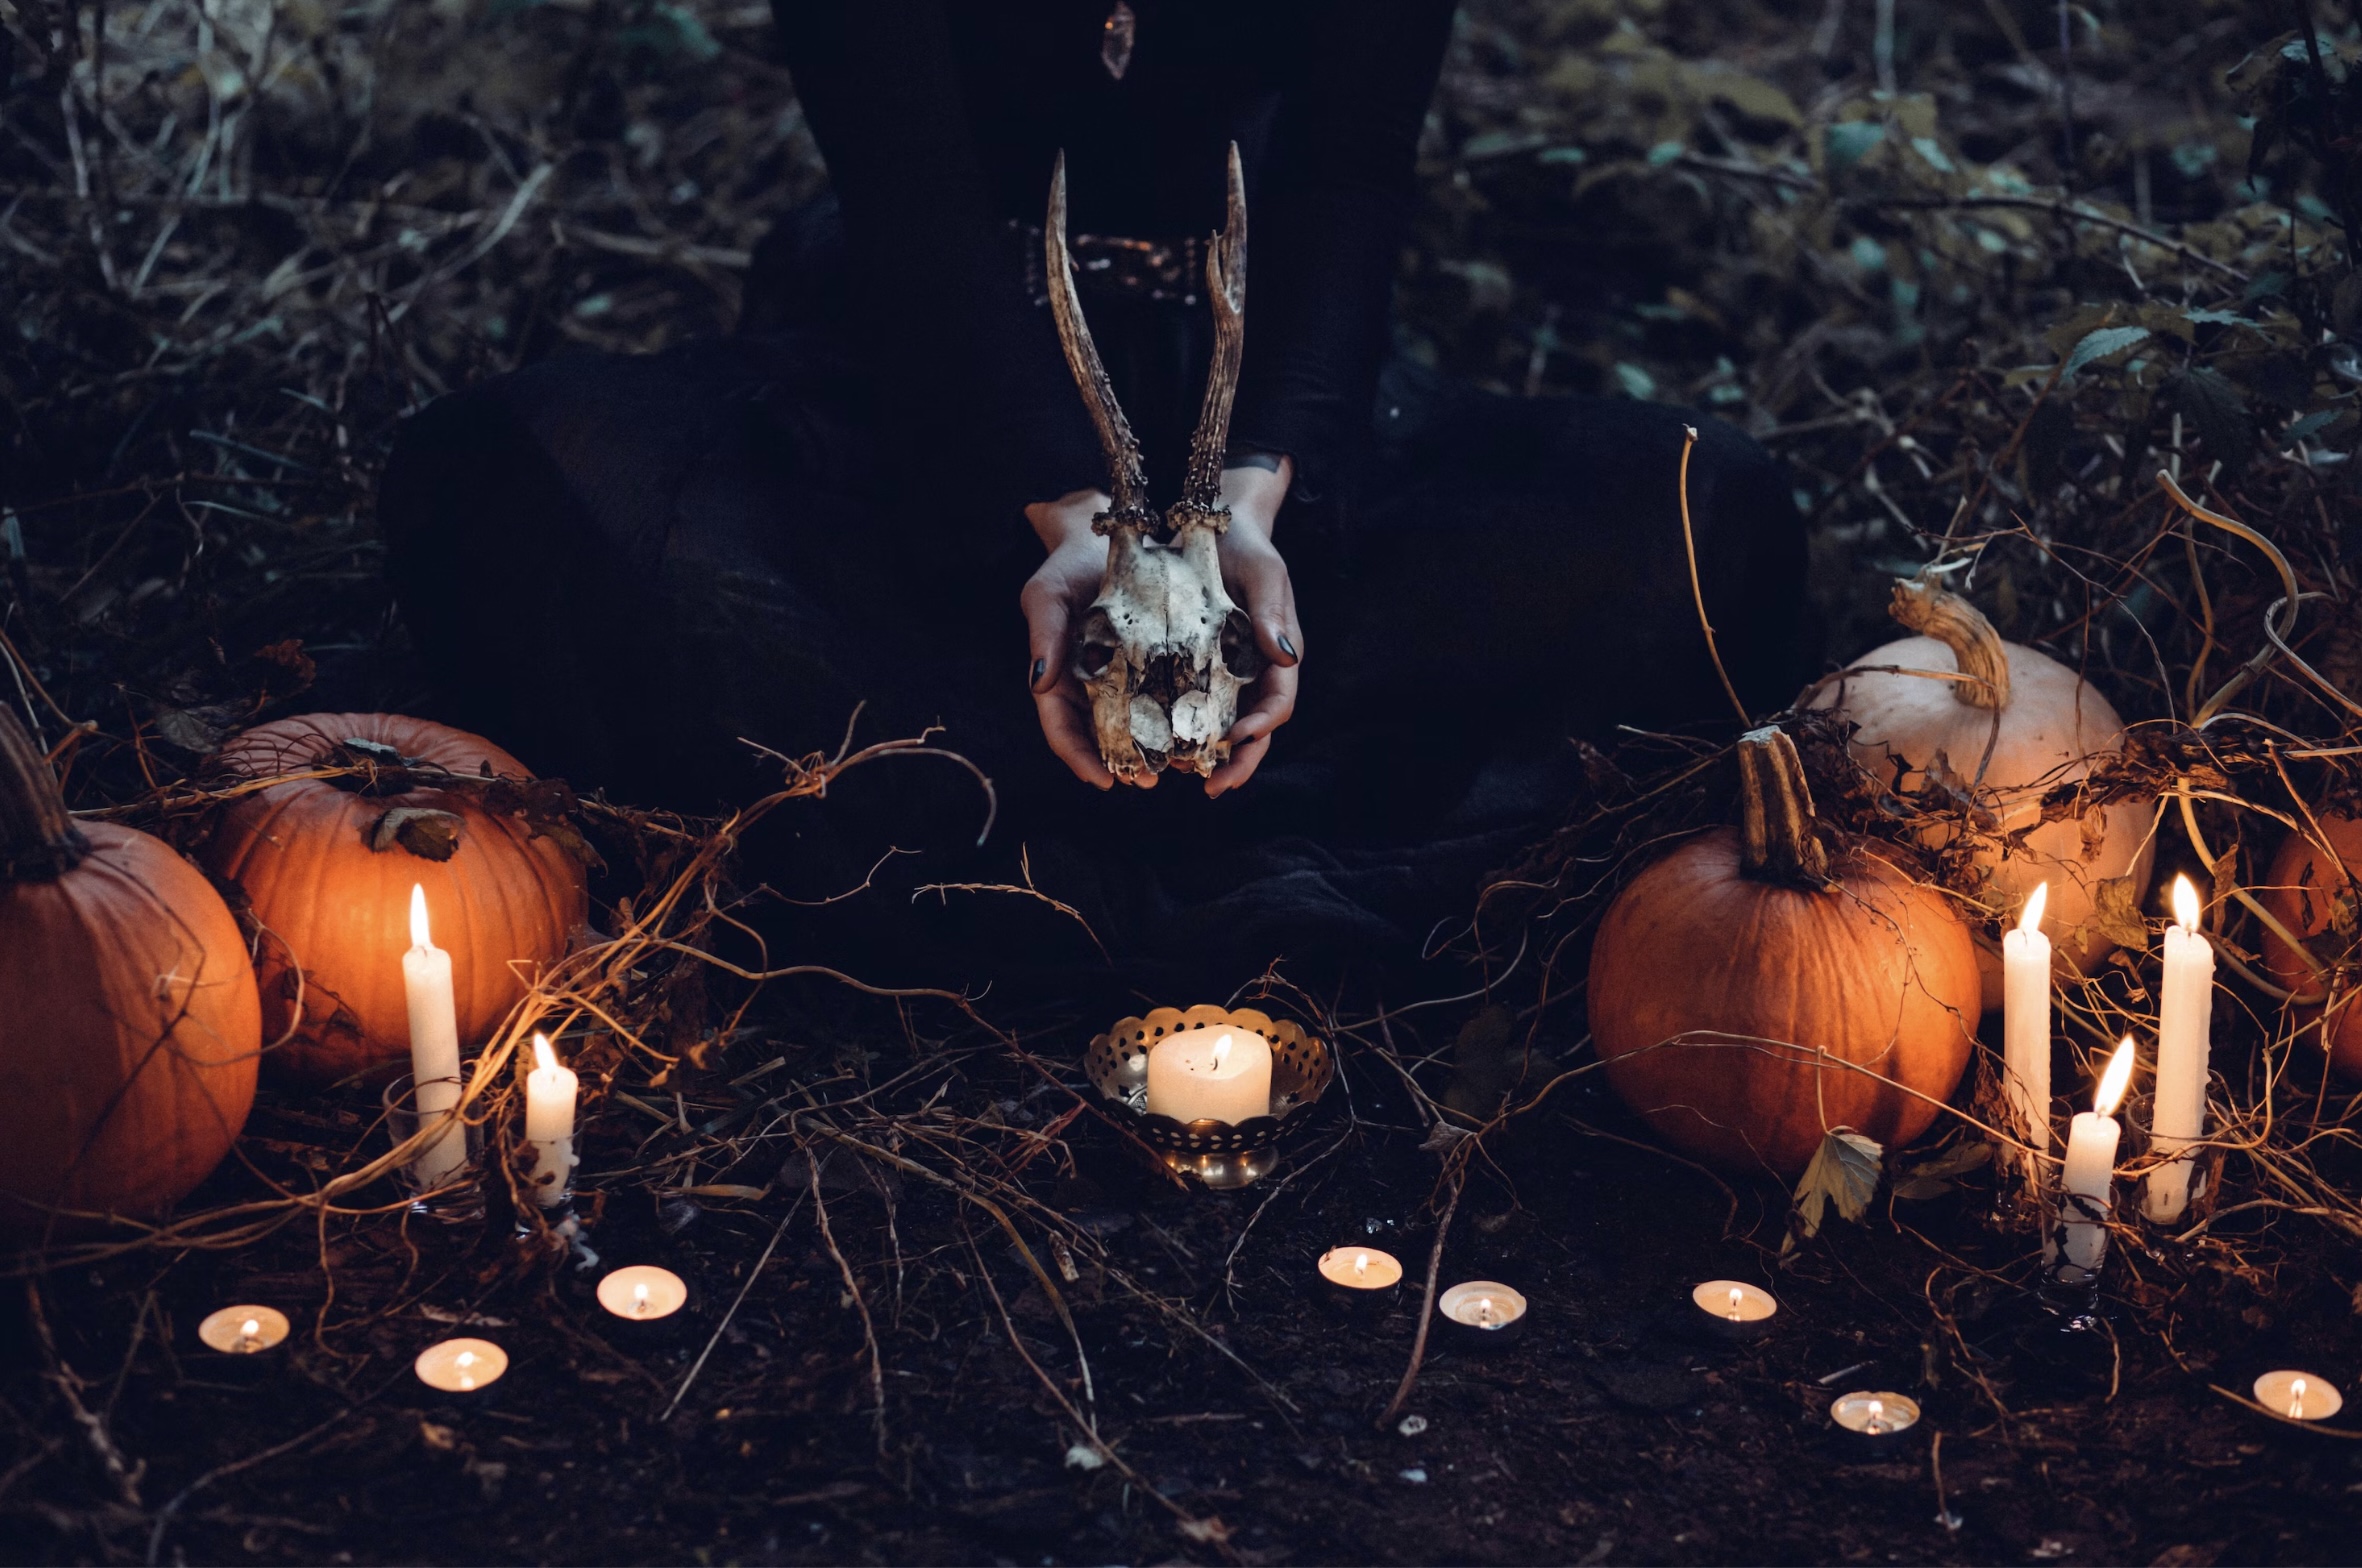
(1587, 727, 1982, 1177)
(0, 708, 259, 1235)
(205, 714, 586, 1084)
(2259, 816, 2362, 1078)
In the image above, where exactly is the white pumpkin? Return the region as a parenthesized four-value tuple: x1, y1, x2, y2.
(1807, 576, 2154, 1009)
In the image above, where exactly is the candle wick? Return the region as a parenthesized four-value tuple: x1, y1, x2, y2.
(632, 1284, 650, 1318)
(1727, 1286, 1745, 1321)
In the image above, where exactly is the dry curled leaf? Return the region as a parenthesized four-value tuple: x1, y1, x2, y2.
(1790, 1126, 1883, 1241)
(368, 806, 463, 860)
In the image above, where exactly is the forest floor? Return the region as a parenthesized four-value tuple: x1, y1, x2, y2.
(9, 0, 2362, 1563)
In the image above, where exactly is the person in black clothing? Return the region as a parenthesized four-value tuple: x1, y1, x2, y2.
(379, 1, 1808, 988)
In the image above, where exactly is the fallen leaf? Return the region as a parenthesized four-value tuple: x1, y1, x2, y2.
(1792, 1127, 1883, 1238)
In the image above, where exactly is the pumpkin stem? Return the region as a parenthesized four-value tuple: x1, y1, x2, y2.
(0, 706, 90, 881)
(1889, 574, 2010, 711)
(1737, 725, 1830, 887)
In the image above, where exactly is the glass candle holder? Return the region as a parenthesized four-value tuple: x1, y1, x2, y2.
(382, 1072, 485, 1224)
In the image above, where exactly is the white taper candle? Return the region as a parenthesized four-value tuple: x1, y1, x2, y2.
(524, 1032, 578, 1208)
(2145, 874, 2214, 1224)
(2002, 881, 2053, 1181)
(401, 883, 468, 1187)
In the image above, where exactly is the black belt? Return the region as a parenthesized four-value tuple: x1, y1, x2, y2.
(1013, 221, 1209, 308)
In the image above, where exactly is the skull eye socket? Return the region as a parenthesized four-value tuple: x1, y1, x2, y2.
(1075, 609, 1120, 679)
(1219, 610, 1267, 681)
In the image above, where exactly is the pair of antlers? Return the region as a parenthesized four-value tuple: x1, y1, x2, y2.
(1044, 142, 1247, 534)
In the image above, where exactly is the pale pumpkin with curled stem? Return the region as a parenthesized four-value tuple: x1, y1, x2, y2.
(204, 714, 587, 1085)
(0, 707, 259, 1236)
(1807, 576, 2154, 1009)
(1587, 726, 1982, 1178)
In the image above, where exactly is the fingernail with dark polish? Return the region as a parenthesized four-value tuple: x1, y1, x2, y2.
(1029, 657, 1046, 688)
(1278, 634, 1298, 661)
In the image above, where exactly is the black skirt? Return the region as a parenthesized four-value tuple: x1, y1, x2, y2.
(378, 208, 1809, 996)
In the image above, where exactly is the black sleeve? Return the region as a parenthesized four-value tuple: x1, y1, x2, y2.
(1229, 0, 1458, 501)
(771, 1, 1108, 515)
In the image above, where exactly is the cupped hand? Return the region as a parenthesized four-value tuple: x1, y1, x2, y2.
(1021, 488, 1122, 789)
(1206, 459, 1302, 798)
(1018, 460, 1302, 796)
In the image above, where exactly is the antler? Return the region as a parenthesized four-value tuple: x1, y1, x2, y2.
(1174, 142, 1248, 529)
(1045, 152, 1155, 533)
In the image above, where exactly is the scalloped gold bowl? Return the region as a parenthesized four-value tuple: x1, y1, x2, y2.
(1084, 1005, 1334, 1188)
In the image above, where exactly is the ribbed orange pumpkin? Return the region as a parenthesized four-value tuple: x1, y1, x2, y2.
(205, 714, 586, 1084)
(0, 708, 259, 1236)
(2258, 816, 2362, 1078)
(1587, 728, 1982, 1177)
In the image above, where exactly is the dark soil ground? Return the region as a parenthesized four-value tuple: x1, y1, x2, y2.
(17, 1009, 2362, 1568)
(10, 0, 2362, 1563)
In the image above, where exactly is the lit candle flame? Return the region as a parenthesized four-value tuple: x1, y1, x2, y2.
(409, 883, 433, 950)
(1211, 1032, 1232, 1070)
(2094, 1036, 2137, 1117)
(2292, 1376, 2308, 1420)
(2171, 872, 2200, 933)
(2019, 881, 2048, 935)
(533, 1033, 559, 1075)
(1864, 1398, 1887, 1436)
(1476, 1295, 1495, 1328)
(456, 1349, 477, 1391)
(1727, 1286, 1745, 1321)
(632, 1282, 650, 1318)
(239, 1317, 260, 1348)
(1353, 1252, 1369, 1280)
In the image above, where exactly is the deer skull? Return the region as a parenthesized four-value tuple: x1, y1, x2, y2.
(1046, 146, 1265, 782)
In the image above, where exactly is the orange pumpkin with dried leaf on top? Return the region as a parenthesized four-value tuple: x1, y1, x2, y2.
(203, 713, 588, 1084)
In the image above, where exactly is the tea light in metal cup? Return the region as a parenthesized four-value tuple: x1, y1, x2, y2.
(198, 1305, 289, 1357)
(596, 1264, 689, 1346)
(1435, 1280, 1527, 1350)
(415, 1337, 508, 1398)
(1691, 1279, 1778, 1342)
(2255, 1369, 2342, 1424)
(1315, 1246, 1403, 1315)
(1829, 1389, 1921, 1453)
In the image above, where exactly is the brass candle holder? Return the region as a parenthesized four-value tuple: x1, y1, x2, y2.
(1085, 1005, 1333, 1189)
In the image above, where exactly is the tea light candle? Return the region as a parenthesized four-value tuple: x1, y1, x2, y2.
(597, 1265, 688, 1322)
(415, 1337, 507, 1396)
(402, 884, 468, 1188)
(1830, 1388, 1921, 1451)
(2255, 1369, 2342, 1423)
(1435, 1280, 1528, 1350)
(2145, 874, 2214, 1225)
(1691, 1279, 1778, 1341)
(1144, 1026, 1273, 1125)
(2055, 1037, 2137, 1280)
(1315, 1246, 1403, 1315)
(2002, 881, 2053, 1180)
(197, 1304, 289, 1355)
(524, 1033, 578, 1209)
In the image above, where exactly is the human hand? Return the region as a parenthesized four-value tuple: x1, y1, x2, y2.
(1021, 489, 1120, 789)
(1205, 457, 1301, 798)
(1019, 459, 1302, 795)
